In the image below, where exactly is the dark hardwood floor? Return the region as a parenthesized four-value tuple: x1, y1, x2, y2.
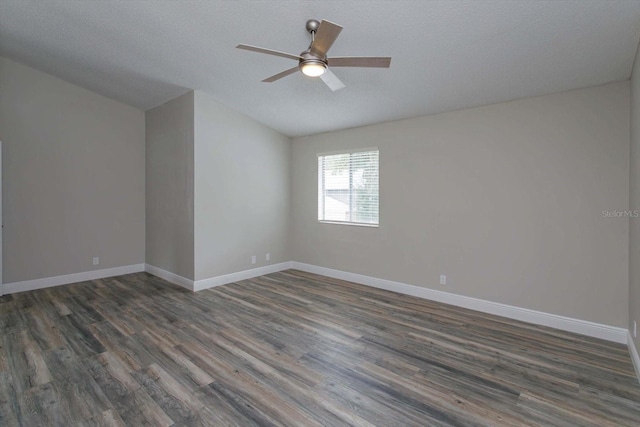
(0, 269, 639, 426)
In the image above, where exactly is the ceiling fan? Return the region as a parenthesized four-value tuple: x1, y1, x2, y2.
(236, 19, 391, 91)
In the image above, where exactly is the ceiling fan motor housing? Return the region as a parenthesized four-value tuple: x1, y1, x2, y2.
(300, 51, 327, 66)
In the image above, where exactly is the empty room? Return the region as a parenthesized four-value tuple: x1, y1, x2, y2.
(1, 1, 640, 425)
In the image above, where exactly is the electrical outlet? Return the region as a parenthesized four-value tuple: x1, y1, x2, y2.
(440, 275, 447, 285)
(251, 255, 256, 265)
(634, 321, 637, 338)
(92, 257, 99, 266)
(266, 253, 270, 261)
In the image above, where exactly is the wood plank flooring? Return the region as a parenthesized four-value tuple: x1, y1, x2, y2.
(0, 269, 639, 426)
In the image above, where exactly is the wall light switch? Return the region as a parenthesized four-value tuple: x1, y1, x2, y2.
(440, 275, 447, 285)
(634, 321, 637, 338)
(266, 253, 270, 261)
(93, 257, 99, 266)
(251, 255, 256, 265)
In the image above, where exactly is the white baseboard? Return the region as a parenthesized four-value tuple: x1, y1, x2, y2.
(290, 262, 628, 344)
(4, 260, 630, 348)
(193, 262, 292, 292)
(144, 262, 293, 292)
(144, 264, 194, 291)
(2, 264, 146, 294)
(629, 332, 640, 385)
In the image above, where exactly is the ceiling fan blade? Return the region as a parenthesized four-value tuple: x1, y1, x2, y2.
(310, 20, 343, 57)
(319, 69, 345, 91)
(328, 57, 392, 68)
(262, 66, 300, 83)
(237, 44, 302, 61)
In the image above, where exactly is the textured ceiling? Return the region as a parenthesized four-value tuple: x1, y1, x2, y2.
(2, 1, 640, 137)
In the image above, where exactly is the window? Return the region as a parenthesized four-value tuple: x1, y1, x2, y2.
(318, 149, 379, 226)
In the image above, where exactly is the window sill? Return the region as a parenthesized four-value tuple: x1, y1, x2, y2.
(318, 220, 379, 228)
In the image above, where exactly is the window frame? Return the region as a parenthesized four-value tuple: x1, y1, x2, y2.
(317, 147, 379, 228)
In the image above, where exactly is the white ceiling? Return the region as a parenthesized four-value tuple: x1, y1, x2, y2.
(2, 1, 640, 137)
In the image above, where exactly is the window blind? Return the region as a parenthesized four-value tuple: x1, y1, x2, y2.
(318, 149, 379, 225)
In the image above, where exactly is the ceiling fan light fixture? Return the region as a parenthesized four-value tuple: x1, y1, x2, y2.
(300, 60, 327, 77)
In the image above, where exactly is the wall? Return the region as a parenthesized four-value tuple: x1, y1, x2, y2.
(630, 47, 640, 353)
(0, 57, 145, 283)
(146, 91, 195, 280)
(292, 82, 629, 328)
(194, 91, 290, 280)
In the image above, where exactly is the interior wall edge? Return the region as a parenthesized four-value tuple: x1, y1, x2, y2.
(290, 261, 628, 344)
(144, 264, 194, 291)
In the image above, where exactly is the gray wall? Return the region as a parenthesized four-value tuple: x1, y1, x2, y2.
(194, 91, 291, 281)
(146, 91, 195, 279)
(292, 82, 630, 327)
(630, 47, 640, 354)
(1, 55, 631, 334)
(0, 57, 145, 283)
